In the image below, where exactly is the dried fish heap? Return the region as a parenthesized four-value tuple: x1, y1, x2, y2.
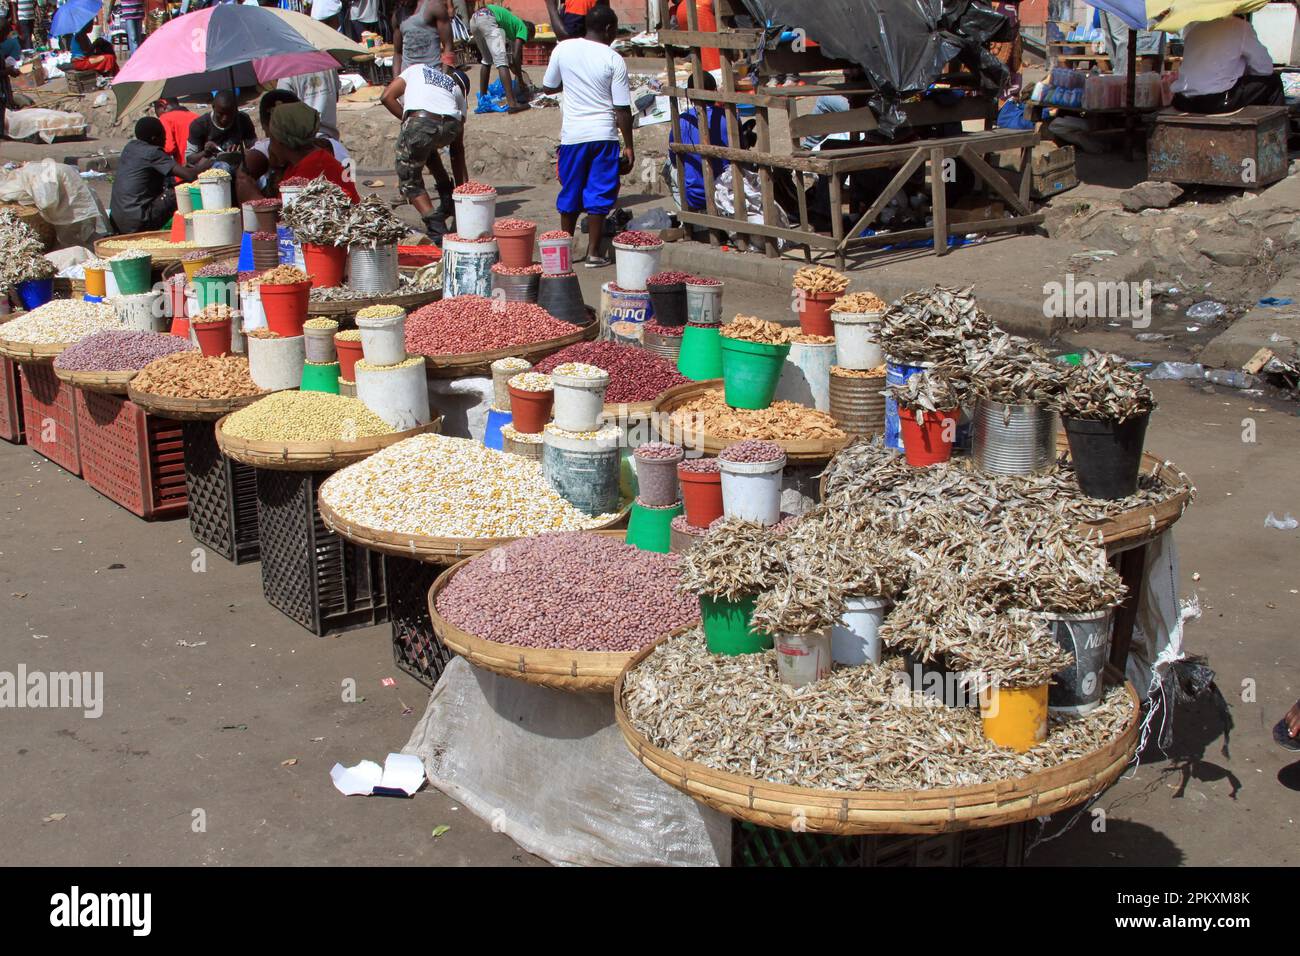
(965, 332, 1067, 408)
(340, 194, 409, 248)
(281, 179, 352, 247)
(879, 284, 995, 366)
(676, 518, 785, 602)
(1052, 349, 1155, 423)
(0, 209, 53, 293)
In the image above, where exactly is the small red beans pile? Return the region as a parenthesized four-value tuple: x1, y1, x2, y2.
(720, 439, 785, 463)
(435, 532, 699, 652)
(280, 176, 313, 187)
(444, 232, 497, 244)
(538, 230, 571, 240)
(55, 331, 193, 372)
(642, 320, 684, 338)
(251, 230, 277, 241)
(677, 456, 721, 474)
(687, 275, 722, 286)
(494, 217, 535, 230)
(647, 271, 693, 286)
(634, 441, 683, 461)
(671, 513, 709, 535)
(613, 230, 662, 248)
(453, 180, 496, 195)
(533, 341, 688, 403)
(248, 198, 282, 209)
(405, 295, 575, 355)
(491, 263, 543, 275)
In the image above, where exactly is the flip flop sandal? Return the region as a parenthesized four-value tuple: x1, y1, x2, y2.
(1274, 718, 1300, 751)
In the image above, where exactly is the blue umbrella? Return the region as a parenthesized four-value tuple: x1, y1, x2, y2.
(50, 0, 105, 38)
(1089, 0, 1149, 30)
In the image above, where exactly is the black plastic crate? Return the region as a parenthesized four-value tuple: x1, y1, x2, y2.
(183, 422, 261, 564)
(384, 555, 454, 688)
(255, 468, 388, 636)
(731, 821, 1026, 867)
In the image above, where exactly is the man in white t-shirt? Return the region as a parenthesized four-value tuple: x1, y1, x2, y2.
(382, 65, 470, 240)
(541, 6, 632, 267)
(278, 70, 342, 141)
(1171, 16, 1283, 114)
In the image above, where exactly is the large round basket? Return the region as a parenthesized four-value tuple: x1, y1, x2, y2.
(422, 313, 600, 379)
(126, 385, 270, 422)
(318, 494, 632, 565)
(0, 338, 68, 364)
(601, 398, 658, 421)
(53, 366, 136, 395)
(652, 379, 851, 463)
(425, 531, 683, 693)
(95, 231, 240, 267)
(306, 287, 441, 323)
(214, 416, 442, 471)
(614, 634, 1143, 835)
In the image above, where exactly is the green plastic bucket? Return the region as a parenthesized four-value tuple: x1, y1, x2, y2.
(625, 500, 682, 553)
(193, 273, 238, 310)
(301, 361, 340, 394)
(108, 254, 154, 295)
(720, 336, 791, 410)
(677, 323, 723, 381)
(700, 594, 769, 656)
(189, 185, 204, 211)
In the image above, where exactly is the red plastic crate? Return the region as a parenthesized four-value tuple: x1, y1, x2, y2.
(20, 363, 80, 474)
(0, 356, 23, 444)
(522, 41, 552, 67)
(76, 390, 188, 520)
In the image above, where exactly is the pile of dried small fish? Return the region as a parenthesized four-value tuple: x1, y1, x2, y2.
(751, 569, 846, 635)
(885, 362, 966, 418)
(781, 506, 909, 600)
(1052, 349, 1155, 422)
(677, 518, 785, 601)
(308, 269, 439, 301)
(282, 179, 353, 246)
(622, 630, 1135, 792)
(879, 285, 995, 365)
(0, 209, 51, 292)
(966, 332, 1067, 407)
(341, 194, 410, 247)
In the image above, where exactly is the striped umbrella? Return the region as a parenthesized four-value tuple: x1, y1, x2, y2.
(111, 5, 368, 119)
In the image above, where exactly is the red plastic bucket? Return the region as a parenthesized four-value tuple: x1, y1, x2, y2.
(494, 223, 537, 269)
(899, 406, 959, 466)
(334, 335, 364, 382)
(508, 384, 553, 434)
(260, 280, 311, 336)
(192, 320, 232, 357)
(798, 290, 840, 337)
(302, 242, 347, 288)
(679, 464, 724, 528)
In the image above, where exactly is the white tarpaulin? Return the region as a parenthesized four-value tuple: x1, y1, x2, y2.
(3, 108, 87, 144)
(0, 159, 103, 246)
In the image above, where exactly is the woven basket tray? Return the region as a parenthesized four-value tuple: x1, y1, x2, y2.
(53, 366, 136, 395)
(652, 379, 851, 462)
(126, 384, 270, 422)
(422, 313, 599, 379)
(306, 288, 441, 322)
(614, 634, 1142, 835)
(95, 231, 240, 267)
(426, 530, 680, 693)
(0, 338, 67, 364)
(214, 416, 442, 471)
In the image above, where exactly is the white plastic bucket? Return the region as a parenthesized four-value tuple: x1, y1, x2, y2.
(114, 291, 164, 332)
(831, 311, 884, 370)
(831, 595, 891, 665)
(279, 185, 307, 210)
(198, 177, 232, 210)
(775, 340, 836, 412)
(103, 267, 121, 299)
(183, 213, 196, 243)
(452, 191, 497, 240)
(442, 236, 499, 299)
(241, 286, 266, 332)
(686, 281, 723, 325)
(192, 209, 241, 247)
(776, 630, 832, 688)
(175, 187, 194, 216)
(551, 369, 609, 432)
(356, 311, 407, 367)
(240, 202, 258, 233)
(538, 236, 573, 275)
(612, 241, 663, 292)
(247, 334, 305, 391)
(719, 454, 785, 526)
(355, 360, 431, 430)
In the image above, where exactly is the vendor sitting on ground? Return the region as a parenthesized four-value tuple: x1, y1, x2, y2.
(665, 72, 728, 214)
(67, 25, 116, 75)
(185, 90, 257, 167)
(381, 64, 469, 241)
(243, 88, 353, 191)
(109, 116, 215, 234)
(1171, 15, 1283, 114)
(236, 101, 360, 203)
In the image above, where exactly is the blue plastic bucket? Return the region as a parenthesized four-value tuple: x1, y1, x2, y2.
(16, 278, 54, 311)
(884, 356, 928, 451)
(484, 407, 512, 451)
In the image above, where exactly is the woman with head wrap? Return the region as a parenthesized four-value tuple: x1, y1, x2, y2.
(237, 101, 360, 203)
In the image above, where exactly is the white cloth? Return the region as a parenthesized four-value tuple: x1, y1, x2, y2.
(398, 64, 467, 120)
(310, 0, 342, 21)
(350, 0, 378, 24)
(1171, 17, 1275, 96)
(277, 70, 341, 140)
(542, 38, 631, 145)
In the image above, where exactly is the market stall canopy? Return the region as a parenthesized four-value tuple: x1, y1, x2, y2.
(1146, 0, 1272, 30)
(111, 5, 368, 120)
(1090, 0, 1150, 30)
(49, 0, 105, 40)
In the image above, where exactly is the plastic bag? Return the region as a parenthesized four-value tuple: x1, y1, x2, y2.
(627, 207, 673, 232)
(3, 108, 87, 144)
(0, 159, 103, 246)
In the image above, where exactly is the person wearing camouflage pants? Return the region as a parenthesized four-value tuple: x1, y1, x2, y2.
(382, 65, 469, 241)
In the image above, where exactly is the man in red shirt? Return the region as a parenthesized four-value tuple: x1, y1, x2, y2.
(153, 98, 196, 169)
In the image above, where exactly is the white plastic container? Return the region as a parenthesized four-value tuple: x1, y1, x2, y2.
(230, 311, 246, 355)
(241, 286, 266, 332)
(442, 236, 499, 299)
(198, 176, 232, 210)
(776, 630, 832, 688)
(719, 453, 786, 526)
(355, 310, 407, 366)
(451, 190, 497, 240)
(183, 213, 196, 243)
(686, 280, 723, 325)
(612, 240, 663, 292)
(279, 184, 307, 210)
(831, 595, 891, 665)
(240, 201, 258, 233)
(103, 267, 121, 299)
(355, 359, 431, 430)
(775, 340, 836, 412)
(247, 333, 305, 391)
(175, 186, 194, 216)
(550, 368, 609, 432)
(192, 208, 241, 247)
(114, 291, 164, 332)
(832, 311, 885, 370)
(538, 235, 573, 275)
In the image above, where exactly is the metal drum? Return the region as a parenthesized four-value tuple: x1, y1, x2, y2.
(491, 271, 540, 303)
(829, 371, 887, 438)
(972, 398, 1056, 476)
(347, 245, 400, 294)
(642, 329, 682, 365)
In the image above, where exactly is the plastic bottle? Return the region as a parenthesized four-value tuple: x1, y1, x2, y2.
(1205, 369, 1256, 389)
(1147, 362, 1204, 380)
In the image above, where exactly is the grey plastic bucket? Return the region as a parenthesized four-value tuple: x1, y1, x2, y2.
(972, 399, 1057, 476)
(542, 428, 621, 516)
(1038, 608, 1114, 715)
(348, 244, 400, 294)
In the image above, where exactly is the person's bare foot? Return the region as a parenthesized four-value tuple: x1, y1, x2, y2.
(1275, 700, 1300, 750)
(1287, 701, 1300, 738)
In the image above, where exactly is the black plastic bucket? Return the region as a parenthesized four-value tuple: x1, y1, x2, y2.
(1062, 412, 1150, 500)
(537, 272, 587, 325)
(646, 281, 688, 327)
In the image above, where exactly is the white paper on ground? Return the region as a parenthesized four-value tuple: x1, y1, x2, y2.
(330, 753, 426, 796)
(330, 759, 383, 796)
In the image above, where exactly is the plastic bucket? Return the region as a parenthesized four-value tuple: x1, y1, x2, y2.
(114, 291, 164, 332)
(612, 241, 663, 291)
(537, 272, 586, 324)
(181, 254, 213, 280)
(356, 311, 407, 367)
(831, 595, 890, 665)
(492, 270, 540, 303)
(625, 500, 682, 553)
(169, 212, 188, 243)
(15, 278, 54, 310)
(109, 255, 153, 295)
(188, 185, 203, 210)
(774, 340, 835, 412)
(1038, 608, 1114, 715)
(348, 244, 399, 294)
(338, 378, 357, 398)
(538, 236, 572, 275)
(302, 243, 347, 289)
(719, 453, 785, 526)
(247, 334, 305, 391)
(83, 266, 107, 298)
(193, 274, 237, 310)
(551, 370, 608, 432)
(279, 185, 306, 209)
(175, 187, 194, 216)
(686, 281, 723, 325)
(776, 630, 832, 688)
(192, 318, 233, 357)
(355, 359, 432, 429)
(830, 311, 884, 370)
(199, 177, 232, 210)
(301, 361, 341, 394)
(677, 323, 723, 381)
(494, 222, 537, 269)
(646, 281, 687, 327)
(259, 280, 311, 336)
(634, 447, 684, 507)
(720, 336, 790, 410)
(490, 359, 532, 410)
(452, 191, 497, 240)
(442, 236, 499, 299)
(979, 684, 1049, 753)
(237, 232, 255, 272)
(507, 384, 553, 434)
(303, 326, 338, 364)
(899, 406, 959, 467)
(183, 213, 196, 244)
(484, 406, 512, 451)
(192, 209, 241, 247)
(699, 594, 767, 656)
(240, 286, 266, 332)
(334, 334, 364, 381)
(502, 426, 544, 459)
(828, 369, 886, 437)
(884, 356, 931, 451)
(1063, 413, 1150, 500)
(240, 201, 259, 233)
(679, 463, 723, 527)
(797, 290, 840, 336)
(973, 399, 1057, 477)
(252, 237, 280, 271)
(542, 426, 621, 516)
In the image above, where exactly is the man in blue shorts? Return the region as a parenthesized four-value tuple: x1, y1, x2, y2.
(541, 5, 632, 267)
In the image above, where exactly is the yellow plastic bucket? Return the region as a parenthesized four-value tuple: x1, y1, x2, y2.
(979, 684, 1048, 753)
(84, 266, 106, 298)
(182, 255, 214, 280)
